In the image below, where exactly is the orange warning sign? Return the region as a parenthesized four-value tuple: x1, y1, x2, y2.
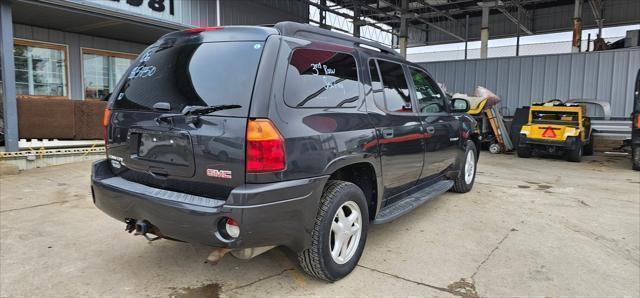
(542, 127, 557, 138)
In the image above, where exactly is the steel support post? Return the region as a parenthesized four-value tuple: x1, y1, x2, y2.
(572, 0, 583, 53)
(399, 0, 408, 58)
(0, 0, 19, 152)
(480, 6, 489, 59)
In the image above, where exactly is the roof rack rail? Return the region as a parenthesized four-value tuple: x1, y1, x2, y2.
(273, 21, 402, 58)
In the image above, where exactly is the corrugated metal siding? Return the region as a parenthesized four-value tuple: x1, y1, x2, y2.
(421, 48, 640, 119)
(13, 24, 147, 100)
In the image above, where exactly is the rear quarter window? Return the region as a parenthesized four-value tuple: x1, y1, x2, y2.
(284, 48, 361, 108)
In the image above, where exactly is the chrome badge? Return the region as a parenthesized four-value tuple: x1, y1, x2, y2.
(207, 169, 232, 179)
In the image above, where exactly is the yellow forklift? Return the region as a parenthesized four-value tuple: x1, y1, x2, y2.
(517, 100, 593, 162)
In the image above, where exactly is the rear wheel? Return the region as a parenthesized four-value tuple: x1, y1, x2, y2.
(584, 134, 594, 156)
(451, 141, 477, 193)
(298, 180, 368, 281)
(566, 137, 583, 162)
(633, 146, 640, 171)
(517, 146, 532, 158)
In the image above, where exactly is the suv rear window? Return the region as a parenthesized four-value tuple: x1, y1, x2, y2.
(112, 41, 264, 115)
(284, 48, 360, 108)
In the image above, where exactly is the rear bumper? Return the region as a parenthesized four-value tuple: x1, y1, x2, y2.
(519, 135, 579, 150)
(91, 159, 328, 251)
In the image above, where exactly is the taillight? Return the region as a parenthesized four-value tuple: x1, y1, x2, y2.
(103, 108, 111, 153)
(246, 119, 285, 173)
(636, 114, 640, 129)
(103, 108, 111, 127)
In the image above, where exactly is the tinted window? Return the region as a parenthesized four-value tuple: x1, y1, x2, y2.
(112, 41, 264, 115)
(284, 48, 360, 108)
(410, 68, 446, 113)
(377, 60, 412, 113)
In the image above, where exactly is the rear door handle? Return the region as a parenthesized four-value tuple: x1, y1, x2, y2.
(381, 128, 394, 139)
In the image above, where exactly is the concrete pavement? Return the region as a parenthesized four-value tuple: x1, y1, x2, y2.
(1, 153, 638, 297)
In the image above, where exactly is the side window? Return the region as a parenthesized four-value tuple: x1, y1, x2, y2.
(284, 48, 360, 108)
(369, 60, 382, 90)
(410, 68, 446, 114)
(377, 60, 412, 113)
(369, 59, 385, 108)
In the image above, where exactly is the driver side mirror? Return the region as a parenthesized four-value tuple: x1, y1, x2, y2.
(451, 98, 470, 113)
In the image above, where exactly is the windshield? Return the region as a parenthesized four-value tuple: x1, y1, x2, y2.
(112, 41, 265, 116)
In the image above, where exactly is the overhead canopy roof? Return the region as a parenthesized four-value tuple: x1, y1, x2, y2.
(317, 0, 640, 46)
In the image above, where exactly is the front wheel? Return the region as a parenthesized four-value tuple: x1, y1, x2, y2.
(298, 180, 369, 281)
(451, 141, 477, 193)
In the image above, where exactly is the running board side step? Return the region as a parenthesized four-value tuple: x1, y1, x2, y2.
(373, 180, 454, 224)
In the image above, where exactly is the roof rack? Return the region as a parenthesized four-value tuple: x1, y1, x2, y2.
(273, 21, 402, 58)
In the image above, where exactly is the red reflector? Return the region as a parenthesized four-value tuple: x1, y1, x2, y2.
(246, 119, 285, 173)
(183, 26, 223, 33)
(227, 218, 239, 226)
(542, 127, 557, 138)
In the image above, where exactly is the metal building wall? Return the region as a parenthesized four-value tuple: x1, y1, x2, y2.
(421, 47, 640, 119)
(13, 24, 148, 101)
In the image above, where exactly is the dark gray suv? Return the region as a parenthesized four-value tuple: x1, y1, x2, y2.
(92, 22, 480, 281)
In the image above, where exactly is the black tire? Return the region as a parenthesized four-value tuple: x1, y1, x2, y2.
(584, 135, 594, 156)
(451, 141, 477, 193)
(517, 146, 532, 158)
(298, 180, 369, 282)
(566, 137, 583, 162)
(633, 146, 640, 171)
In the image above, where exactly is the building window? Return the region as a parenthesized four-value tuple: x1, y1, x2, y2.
(82, 49, 136, 100)
(14, 39, 69, 99)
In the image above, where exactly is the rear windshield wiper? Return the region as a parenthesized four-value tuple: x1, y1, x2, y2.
(182, 104, 242, 116)
(156, 104, 242, 124)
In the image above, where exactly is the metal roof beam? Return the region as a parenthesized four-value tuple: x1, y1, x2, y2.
(300, 0, 398, 36)
(480, 1, 533, 35)
(414, 16, 465, 41)
(376, 0, 465, 42)
(496, 6, 533, 34)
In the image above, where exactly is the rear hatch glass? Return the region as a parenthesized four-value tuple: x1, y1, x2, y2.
(112, 41, 265, 117)
(106, 39, 266, 198)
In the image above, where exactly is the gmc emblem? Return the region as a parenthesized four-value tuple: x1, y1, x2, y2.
(207, 169, 232, 179)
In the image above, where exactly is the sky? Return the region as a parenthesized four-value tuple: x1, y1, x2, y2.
(407, 24, 640, 54)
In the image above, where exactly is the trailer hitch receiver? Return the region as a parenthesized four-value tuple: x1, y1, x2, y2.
(125, 218, 161, 242)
